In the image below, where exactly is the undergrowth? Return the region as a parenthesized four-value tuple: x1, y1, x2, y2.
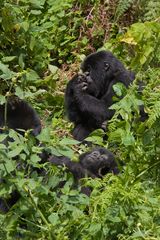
(0, 0, 160, 239)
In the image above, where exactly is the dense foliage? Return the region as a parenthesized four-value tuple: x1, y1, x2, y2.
(0, 0, 160, 239)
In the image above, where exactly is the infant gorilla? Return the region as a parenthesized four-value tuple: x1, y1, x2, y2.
(65, 50, 135, 141)
(49, 147, 119, 196)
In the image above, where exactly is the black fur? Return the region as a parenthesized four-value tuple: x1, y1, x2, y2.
(0, 97, 41, 136)
(49, 147, 119, 196)
(0, 97, 41, 213)
(65, 50, 135, 141)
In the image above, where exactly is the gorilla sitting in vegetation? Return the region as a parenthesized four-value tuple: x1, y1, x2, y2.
(0, 96, 42, 213)
(49, 147, 119, 196)
(65, 50, 136, 141)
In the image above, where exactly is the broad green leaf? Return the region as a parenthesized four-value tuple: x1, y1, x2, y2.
(30, 10, 42, 15)
(8, 146, 24, 158)
(48, 64, 58, 74)
(0, 134, 7, 143)
(113, 83, 127, 97)
(0, 95, 6, 104)
(2, 56, 16, 62)
(15, 86, 25, 99)
(88, 223, 101, 235)
(48, 213, 60, 225)
(20, 21, 29, 32)
(122, 133, 135, 146)
(37, 128, 50, 142)
(0, 62, 16, 80)
(58, 146, 74, 158)
(4, 159, 16, 173)
(30, 154, 41, 163)
(25, 69, 40, 82)
(60, 137, 80, 145)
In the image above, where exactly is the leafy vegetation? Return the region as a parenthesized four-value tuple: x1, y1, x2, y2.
(0, 0, 160, 239)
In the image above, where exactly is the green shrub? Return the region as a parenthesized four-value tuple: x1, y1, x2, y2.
(0, 0, 160, 239)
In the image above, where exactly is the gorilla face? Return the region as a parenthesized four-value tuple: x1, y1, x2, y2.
(81, 51, 125, 96)
(77, 72, 99, 97)
(79, 147, 119, 178)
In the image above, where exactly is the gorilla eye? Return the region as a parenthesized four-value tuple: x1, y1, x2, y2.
(104, 62, 110, 71)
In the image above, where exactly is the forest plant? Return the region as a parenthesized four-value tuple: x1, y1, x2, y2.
(0, 0, 160, 239)
(114, 0, 135, 22)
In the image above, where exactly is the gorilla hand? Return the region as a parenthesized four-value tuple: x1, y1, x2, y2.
(76, 72, 94, 92)
(77, 73, 88, 92)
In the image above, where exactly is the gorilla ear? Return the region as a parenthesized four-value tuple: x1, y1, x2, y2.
(104, 61, 110, 71)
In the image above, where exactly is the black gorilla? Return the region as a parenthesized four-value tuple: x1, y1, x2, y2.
(49, 147, 119, 196)
(0, 96, 41, 136)
(65, 50, 135, 141)
(0, 97, 42, 213)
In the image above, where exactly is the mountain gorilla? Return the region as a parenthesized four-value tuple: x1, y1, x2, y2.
(0, 96, 42, 213)
(0, 96, 41, 136)
(65, 50, 136, 141)
(49, 147, 119, 196)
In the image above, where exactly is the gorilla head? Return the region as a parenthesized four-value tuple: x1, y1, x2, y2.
(79, 147, 119, 178)
(80, 50, 134, 97)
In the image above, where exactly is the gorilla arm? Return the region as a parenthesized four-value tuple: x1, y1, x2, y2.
(65, 76, 82, 123)
(74, 87, 112, 127)
(49, 155, 86, 180)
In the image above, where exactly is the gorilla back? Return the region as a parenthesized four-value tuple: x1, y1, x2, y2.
(65, 50, 135, 141)
(0, 97, 41, 213)
(0, 97, 41, 136)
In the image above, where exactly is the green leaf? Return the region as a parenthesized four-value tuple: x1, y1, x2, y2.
(2, 56, 16, 62)
(19, 53, 25, 69)
(48, 64, 58, 74)
(0, 95, 6, 104)
(37, 128, 51, 142)
(0, 134, 7, 143)
(25, 69, 40, 82)
(15, 87, 25, 99)
(30, 36, 36, 51)
(30, 10, 42, 15)
(8, 146, 24, 158)
(122, 133, 135, 146)
(5, 159, 16, 173)
(30, 0, 46, 8)
(48, 213, 60, 225)
(30, 154, 41, 164)
(20, 21, 29, 32)
(57, 146, 74, 158)
(88, 223, 101, 235)
(9, 129, 22, 143)
(60, 137, 80, 145)
(0, 144, 7, 150)
(0, 62, 16, 80)
(131, 230, 145, 238)
(113, 83, 127, 97)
